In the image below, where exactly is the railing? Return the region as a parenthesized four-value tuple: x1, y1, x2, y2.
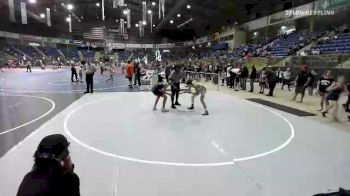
(183, 71, 220, 91)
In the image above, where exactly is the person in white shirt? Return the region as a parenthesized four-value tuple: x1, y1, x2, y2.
(84, 61, 96, 94)
(282, 68, 292, 91)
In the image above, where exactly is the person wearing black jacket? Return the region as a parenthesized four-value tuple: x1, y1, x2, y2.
(134, 63, 141, 86)
(71, 62, 78, 82)
(17, 134, 80, 196)
(249, 65, 257, 92)
(266, 67, 278, 96)
(240, 66, 249, 90)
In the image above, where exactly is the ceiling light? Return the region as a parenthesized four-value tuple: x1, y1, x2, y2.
(152, 2, 156, 6)
(186, 5, 191, 9)
(66, 17, 71, 22)
(124, 21, 127, 24)
(96, 2, 100, 7)
(123, 10, 128, 15)
(67, 4, 74, 10)
(135, 24, 139, 27)
(177, 14, 181, 18)
(170, 20, 174, 24)
(29, 0, 36, 3)
(153, 24, 155, 27)
(142, 21, 147, 25)
(148, 10, 152, 14)
(254, 32, 258, 35)
(40, 13, 45, 18)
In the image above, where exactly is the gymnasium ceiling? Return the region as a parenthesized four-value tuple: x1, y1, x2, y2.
(0, 0, 316, 41)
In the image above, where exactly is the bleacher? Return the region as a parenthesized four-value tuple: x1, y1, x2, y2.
(15, 45, 42, 58)
(81, 50, 95, 59)
(60, 48, 79, 58)
(41, 47, 61, 58)
(266, 32, 323, 56)
(3, 46, 23, 58)
(312, 33, 350, 54)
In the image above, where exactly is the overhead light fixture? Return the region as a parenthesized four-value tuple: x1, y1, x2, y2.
(96, 2, 100, 7)
(135, 23, 139, 27)
(66, 17, 71, 22)
(40, 13, 45, 18)
(177, 14, 181, 18)
(186, 5, 191, 9)
(153, 24, 155, 27)
(142, 21, 147, 25)
(29, 0, 36, 3)
(123, 10, 128, 15)
(148, 10, 152, 14)
(152, 2, 156, 6)
(67, 4, 74, 10)
(281, 26, 287, 30)
(254, 32, 258, 36)
(124, 21, 127, 24)
(170, 20, 174, 24)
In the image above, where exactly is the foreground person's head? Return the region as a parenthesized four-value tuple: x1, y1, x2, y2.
(33, 134, 73, 174)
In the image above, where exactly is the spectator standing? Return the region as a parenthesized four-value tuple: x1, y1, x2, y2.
(16, 134, 80, 196)
(307, 70, 317, 96)
(126, 61, 134, 88)
(266, 67, 278, 96)
(292, 65, 312, 102)
(226, 65, 232, 87)
(317, 70, 335, 111)
(259, 70, 267, 94)
(240, 65, 249, 90)
(134, 63, 141, 86)
(249, 65, 257, 92)
(84, 60, 96, 94)
(282, 68, 292, 91)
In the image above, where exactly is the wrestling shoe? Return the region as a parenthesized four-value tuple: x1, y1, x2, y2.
(188, 106, 194, 110)
(152, 107, 157, 111)
(202, 111, 209, 116)
(171, 104, 176, 109)
(175, 102, 181, 106)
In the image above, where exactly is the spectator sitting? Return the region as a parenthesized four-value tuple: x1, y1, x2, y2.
(17, 134, 80, 196)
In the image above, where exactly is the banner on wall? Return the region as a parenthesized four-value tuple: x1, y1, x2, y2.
(196, 36, 208, 44)
(141, 44, 154, 48)
(8, 0, 15, 22)
(107, 43, 125, 49)
(269, 10, 293, 25)
(0, 31, 20, 39)
(174, 42, 184, 47)
(44, 37, 68, 44)
(21, 35, 42, 42)
(157, 43, 174, 48)
(319, 0, 350, 10)
(20, 2, 27, 24)
(126, 43, 142, 48)
(185, 41, 194, 46)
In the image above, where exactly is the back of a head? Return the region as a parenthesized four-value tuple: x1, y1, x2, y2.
(33, 134, 70, 173)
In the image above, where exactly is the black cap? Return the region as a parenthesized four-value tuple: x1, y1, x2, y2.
(34, 134, 70, 162)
